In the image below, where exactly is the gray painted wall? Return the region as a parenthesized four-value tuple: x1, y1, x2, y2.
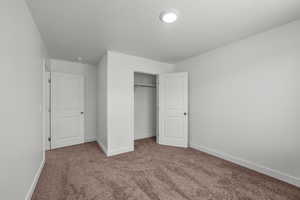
(176, 20, 300, 185)
(0, 0, 48, 199)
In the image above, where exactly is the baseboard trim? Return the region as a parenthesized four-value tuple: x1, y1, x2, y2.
(134, 133, 156, 141)
(25, 157, 45, 200)
(97, 139, 108, 155)
(159, 139, 188, 148)
(85, 138, 97, 143)
(96, 139, 134, 157)
(190, 143, 300, 188)
(107, 146, 134, 157)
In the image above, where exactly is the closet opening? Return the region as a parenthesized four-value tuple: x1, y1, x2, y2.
(134, 72, 158, 145)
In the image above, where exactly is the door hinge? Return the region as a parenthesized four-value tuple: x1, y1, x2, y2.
(48, 78, 51, 84)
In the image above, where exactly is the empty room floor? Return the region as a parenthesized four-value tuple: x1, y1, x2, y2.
(32, 138, 300, 200)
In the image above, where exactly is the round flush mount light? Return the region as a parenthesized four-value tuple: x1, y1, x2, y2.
(77, 57, 83, 61)
(160, 10, 179, 24)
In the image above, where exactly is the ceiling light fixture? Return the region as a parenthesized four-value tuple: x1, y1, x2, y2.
(160, 10, 179, 24)
(77, 57, 83, 61)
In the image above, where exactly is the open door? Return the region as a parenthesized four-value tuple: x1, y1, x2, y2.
(51, 72, 85, 149)
(158, 72, 188, 148)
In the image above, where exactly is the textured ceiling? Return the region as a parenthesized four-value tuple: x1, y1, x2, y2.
(28, 0, 300, 65)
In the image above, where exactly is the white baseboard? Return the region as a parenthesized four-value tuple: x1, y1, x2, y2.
(107, 146, 134, 157)
(97, 139, 108, 155)
(97, 139, 134, 157)
(25, 157, 45, 200)
(134, 133, 156, 140)
(159, 139, 188, 148)
(190, 143, 300, 188)
(85, 138, 97, 143)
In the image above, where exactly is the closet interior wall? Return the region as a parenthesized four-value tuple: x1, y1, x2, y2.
(134, 73, 157, 140)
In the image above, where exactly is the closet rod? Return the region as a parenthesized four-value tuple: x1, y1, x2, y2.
(134, 84, 156, 88)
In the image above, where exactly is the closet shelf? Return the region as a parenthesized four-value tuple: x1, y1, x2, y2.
(134, 83, 156, 88)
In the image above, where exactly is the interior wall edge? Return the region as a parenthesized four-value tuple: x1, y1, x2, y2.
(97, 139, 108, 156)
(107, 146, 134, 157)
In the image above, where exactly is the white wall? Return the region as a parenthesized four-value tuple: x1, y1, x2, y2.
(97, 54, 108, 151)
(134, 73, 157, 140)
(176, 20, 300, 186)
(0, 0, 48, 199)
(50, 59, 98, 142)
(106, 51, 174, 155)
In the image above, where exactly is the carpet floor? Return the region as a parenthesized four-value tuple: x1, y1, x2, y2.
(32, 138, 300, 200)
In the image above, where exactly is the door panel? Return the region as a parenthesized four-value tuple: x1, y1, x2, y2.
(159, 72, 188, 148)
(51, 73, 84, 149)
(54, 76, 82, 110)
(165, 76, 184, 108)
(165, 117, 184, 138)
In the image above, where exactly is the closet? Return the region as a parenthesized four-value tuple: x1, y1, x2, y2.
(134, 72, 157, 141)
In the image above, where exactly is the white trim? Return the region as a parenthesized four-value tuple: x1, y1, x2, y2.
(85, 138, 97, 143)
(97, 139, 108, 155)
(42, 60, 46, 154)
(134, 132, 156, 141)
(44, 71, 51, 151)
(132, 71, 160, 156)
(97, 139, 134, 157)
(159, 140, 188, 148)
(25, 158, 45, 200)
(107, 146, 134, 157)
(190, 142, 300, 188)
(97, 139, 133, 158)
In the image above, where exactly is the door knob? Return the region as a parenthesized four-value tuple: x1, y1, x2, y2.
(184, 112, 187, 116)
(81, 112, 84, 114)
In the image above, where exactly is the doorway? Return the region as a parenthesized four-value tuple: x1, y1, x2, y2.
(132, 71, 189, 150)
(45, 72, 85, 150)
(134, 72, 158, 142)
(158, 72, 189, 147)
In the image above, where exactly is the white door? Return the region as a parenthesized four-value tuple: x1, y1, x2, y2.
(159, 72, 188, 147)
(51, 72, 84, 149)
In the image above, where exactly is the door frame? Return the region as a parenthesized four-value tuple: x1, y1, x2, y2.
(131, 71, 159, 149)
(42, 60, 48, 155)
(44, 71, 51, 150)
(158, 72, 189, 148)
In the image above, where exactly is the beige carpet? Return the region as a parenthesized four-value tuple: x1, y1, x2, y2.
(32, 138, 300, 200)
